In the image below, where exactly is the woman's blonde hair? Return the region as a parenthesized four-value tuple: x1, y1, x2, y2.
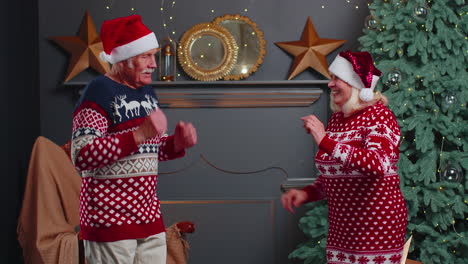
(330, 87, 388, 116)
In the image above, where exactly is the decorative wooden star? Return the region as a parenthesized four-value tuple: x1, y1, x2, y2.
(50, 11, 110, 82)
(275, 17, 346, 80)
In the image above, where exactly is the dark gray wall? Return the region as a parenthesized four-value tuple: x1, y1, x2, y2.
(40, 0, 370, 145)
(0, 0, 371, 263)
(1, 0, 39, 263)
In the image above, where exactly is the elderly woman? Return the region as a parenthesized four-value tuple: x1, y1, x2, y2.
(282, 50, 408, 264)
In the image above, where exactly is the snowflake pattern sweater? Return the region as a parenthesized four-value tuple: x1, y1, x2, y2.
(71, 76, 185, 242)
(303, 103, 408, 264)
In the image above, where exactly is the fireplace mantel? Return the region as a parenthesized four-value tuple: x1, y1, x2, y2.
(66, 80, 327, 108)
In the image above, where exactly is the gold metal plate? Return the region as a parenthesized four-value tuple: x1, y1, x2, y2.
(178, 23, 238, 81)
(213, 14, 266, 80)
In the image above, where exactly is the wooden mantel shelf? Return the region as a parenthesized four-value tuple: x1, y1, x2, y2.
(65, 80, 327, 108)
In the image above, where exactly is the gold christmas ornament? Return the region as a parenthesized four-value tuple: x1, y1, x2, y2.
(275, 17, 345, 80)
(49, 11, 110, 82)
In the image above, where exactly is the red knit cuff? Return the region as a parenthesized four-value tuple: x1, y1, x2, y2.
(319, 135, 337, 155)
(160, 135, 186, 160)
(302, 184, 322, 203)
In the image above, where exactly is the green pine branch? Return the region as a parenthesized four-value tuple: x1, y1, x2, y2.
(289, 0, 468, 263)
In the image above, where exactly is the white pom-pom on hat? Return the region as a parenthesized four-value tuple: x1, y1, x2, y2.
(359, 88, 374, 102)
(99, 52, 111, 63)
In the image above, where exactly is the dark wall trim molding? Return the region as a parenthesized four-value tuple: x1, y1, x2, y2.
(65, 80, 327, 108)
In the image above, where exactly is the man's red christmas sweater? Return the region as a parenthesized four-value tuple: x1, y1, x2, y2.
(71, 76, 184, 242)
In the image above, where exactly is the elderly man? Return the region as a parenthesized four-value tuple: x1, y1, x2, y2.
(71, 14, 197, 263)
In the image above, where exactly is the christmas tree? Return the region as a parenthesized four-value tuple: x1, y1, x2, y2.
(289, 0, 468, 263)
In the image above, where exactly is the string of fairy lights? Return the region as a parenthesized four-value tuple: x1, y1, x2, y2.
(99, 0, 465, 174)
(97, 0, 467, 252)
(102, 0, 366, 80)
(99, 0, 370, 45)
(102, 0, 366, 16)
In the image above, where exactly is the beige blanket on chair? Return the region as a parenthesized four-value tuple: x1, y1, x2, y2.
(17, 136, 192, 264)
(17, 136, 81, 264)
(166, 223, 190, 264)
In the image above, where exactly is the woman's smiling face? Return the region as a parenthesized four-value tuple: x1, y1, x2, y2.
(328, 74, 353, 107)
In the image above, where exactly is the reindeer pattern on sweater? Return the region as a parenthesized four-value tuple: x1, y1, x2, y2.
(71, 75, 184, 242)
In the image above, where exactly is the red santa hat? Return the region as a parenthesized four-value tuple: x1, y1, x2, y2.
(99, 15, 159, 64)
(329, 50, 382, 102)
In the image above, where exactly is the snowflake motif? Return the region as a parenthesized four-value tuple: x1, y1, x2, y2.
(338, 144, 348, 152)
(336, 252, 347, 261)
(373, 255, 387, 264)
(317, 165, 326, 173)
(330, 134, 338, 140)
(328, 166, 338, 175)
(349, 131, 359, 138)
(358, 128, 368, 137)
(338, 134, 347, 141)
(357, 256, 370, 264)
(389, 254, 402, 263)
(339, 166, 354, 174)
(376, 125, 387, 134)
(389, 133, 397, 142)
(326, 251, 335, 260)
(348, 255, 357, 263)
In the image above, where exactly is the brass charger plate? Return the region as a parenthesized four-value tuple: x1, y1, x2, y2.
(213, 14, 266, 80)
(178, 23, 238, 81)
